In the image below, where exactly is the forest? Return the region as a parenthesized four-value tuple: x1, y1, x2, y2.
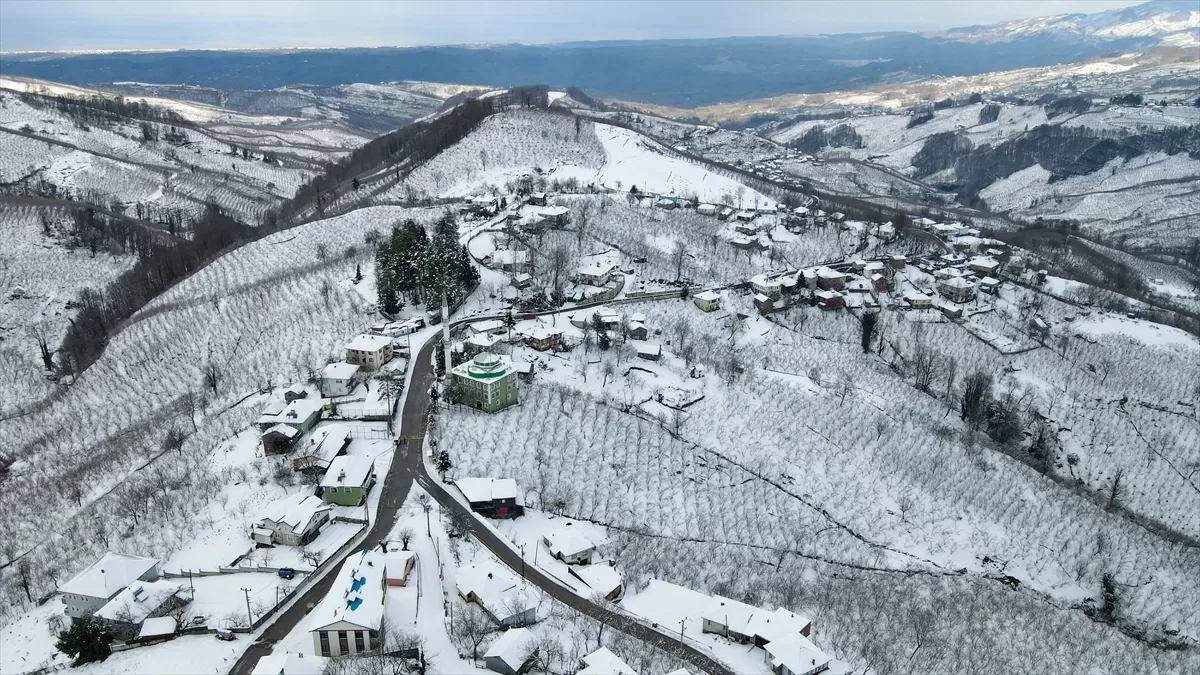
(374, 213, 480, 314)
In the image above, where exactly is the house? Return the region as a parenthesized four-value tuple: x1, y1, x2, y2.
(717, 207, 735, 221)
(734, 222, 759, 235)
(636, 342, 662, 362)
(292, 424, 351, 473)
(58, 553, 161, 620)
(256, 401, 287, 431)
(542, 528, 595, 564)
(735, 210, 757, 222)
(730, 235, 754, 249)
(96, 579, 185, 638)
(568, 563, 623, 601)
(384, 547, 415, 587)
(754, 293, 777, 314)
(253, 493, 332, 546)
(697, 203, 717, 216)
(261, 424, 300, 455)
(968, 256, 1001, 277)
(980, 277, 1002, 295)
(816, 268, 846, 291)
(469, 319, 507, 337)
(450, 353, 520, 413)
(511, 273, 533, 289)
(888, 254, 907, 269)
(870, 273, 889, 292)
(464, 332, 505, 357)
(693, 291, 721, 312)
(251, 652, 324, 675)
(345, 334, 393, 370)
(936, 301, 963, 320)
(937, 276, 977, 304)
(519, 213, 546, 233)
(750, 274, 783, 298)
(137, 616, 177, 642)
(528, 192, 548, 206)
(702, 597, 829, 675)
(627, 322, 648, 340)
(490, 249, 530, 271)
(456, 562, 538, 627)
(484, 627, 537, 675)
(845, 278, 872, 294)
(310, 549, 387, 658)
(932, 222, 967, 239)
(816, 290, 844, 310)
(283, 384, 308, 403)
(656, 198, 677, 210)
(520, 326, 563, 351)
(456, 477, 523, 518)
(538, 205, 570, 227)
(274, 398, 324, 433)
(579, 647, 636, 675)
(576, 261, 618, 286)
(320, 455, 377, 507)
(321, 362, 359, 398)
(903, 291, 933, 309)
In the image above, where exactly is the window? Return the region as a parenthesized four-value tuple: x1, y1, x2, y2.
(355, 631, 365, 653)
(319, 631, 331, 657)
(338, 631, 349, 654)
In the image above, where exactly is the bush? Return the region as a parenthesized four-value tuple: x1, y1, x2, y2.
(907, 112, 934, 129)
(56, 615, 112, 666)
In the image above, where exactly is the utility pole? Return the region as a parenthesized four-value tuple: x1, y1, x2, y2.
(242, 588, 253, 629)
(679, 618, 686, 648)
(441, 285, 452, 380)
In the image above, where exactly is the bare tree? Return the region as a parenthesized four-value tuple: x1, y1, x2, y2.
(910, 339, 937, 392)
(671, 240, 688, 282)
(548, 244, 570, 296)
(960, 369, 992, 430)
(203, 362, 221, 396)
(397, 527, 415, 551)
(450, 602, 494, 660)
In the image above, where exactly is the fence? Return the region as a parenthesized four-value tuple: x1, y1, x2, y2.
(348, 425, 393, 440)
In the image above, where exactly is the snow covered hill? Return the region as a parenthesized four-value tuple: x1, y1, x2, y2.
(934, 0, 1200, 45)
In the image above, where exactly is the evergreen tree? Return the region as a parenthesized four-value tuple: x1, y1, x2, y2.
(56, 615, 112, 666)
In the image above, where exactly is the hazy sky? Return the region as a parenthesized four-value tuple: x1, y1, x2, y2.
(0, 0, 1147, 52)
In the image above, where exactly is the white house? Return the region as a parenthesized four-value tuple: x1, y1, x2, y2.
(345, 334, 393, 370)
(253, 493, 332, 546)
(456, 561, 538, 627)
(579, 647, 637, 675)
(967, 256, 1001, 277)
(58, 552, 161, 619)
(568, 563, 623, 601)
(321, 362, 359, 397)
(251, 651, 324, 675)
(697, 204, 717, 216)
(750, 274, 783, 299)
(484, 627, 537, 675)
(490, 249, 529, 271)
(469, 319, 507, 336)
(95, 579, 184, 627)
(903, 291, 933, 309)
(310, 549, 387, 658)
(576, 261, 618, 286)
(542, 528, 596, 565)
(693, 291, 721, 312)
(937, 276, 977, 304)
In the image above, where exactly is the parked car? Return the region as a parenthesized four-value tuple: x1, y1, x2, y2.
(426, 311, 442, 325)
(278, 568, 296, 580)
(216, 630, 236, 641)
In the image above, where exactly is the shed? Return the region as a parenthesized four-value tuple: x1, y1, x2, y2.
(138, 616, 177, 641)
(636, 342, 662, 362)
(484, 628, 536, 675)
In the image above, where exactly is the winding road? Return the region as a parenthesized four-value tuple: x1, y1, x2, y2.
(232, 297, 737, 675)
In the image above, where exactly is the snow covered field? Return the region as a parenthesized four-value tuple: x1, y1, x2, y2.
(435, 286, 1200, 673)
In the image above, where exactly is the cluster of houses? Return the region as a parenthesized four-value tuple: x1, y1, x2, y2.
(55, 552, 186, 642)
(700, 594, 831, 675)
(901, 249, 1017, 319)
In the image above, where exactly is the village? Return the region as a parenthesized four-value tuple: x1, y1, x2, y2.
(22, 178, 1170, 675)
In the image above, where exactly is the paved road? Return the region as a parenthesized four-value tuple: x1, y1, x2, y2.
(232, 296, 738, 674)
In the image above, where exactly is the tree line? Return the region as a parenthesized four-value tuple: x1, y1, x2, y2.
(18, 90, 190, 128)
(374, 212, 479, 314)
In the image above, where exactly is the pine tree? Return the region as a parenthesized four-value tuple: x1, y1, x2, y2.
(56, 615, 112, 666)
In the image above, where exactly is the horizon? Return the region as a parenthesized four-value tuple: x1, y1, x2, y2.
(0, 0, 1148, 54)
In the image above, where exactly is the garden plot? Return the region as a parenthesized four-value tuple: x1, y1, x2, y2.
(0, 205, 137, 414)
(435, 290, 1200, 672)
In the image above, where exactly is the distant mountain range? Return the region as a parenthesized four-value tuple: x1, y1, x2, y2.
(1, 1, 1195, 108)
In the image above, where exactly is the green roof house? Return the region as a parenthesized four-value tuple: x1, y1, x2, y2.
(320, 455, 376, 506)
(450, 353, 519, 413)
